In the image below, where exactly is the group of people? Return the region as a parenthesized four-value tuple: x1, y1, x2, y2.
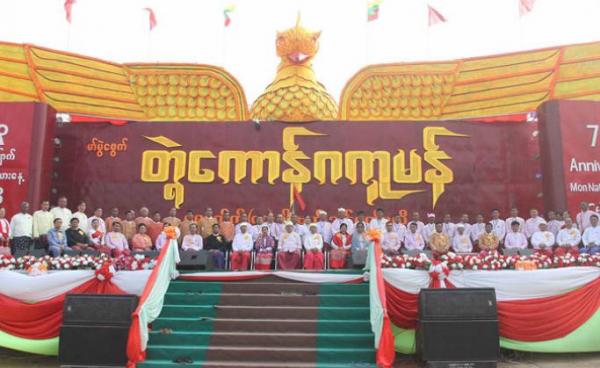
(3, 196, 600, 270)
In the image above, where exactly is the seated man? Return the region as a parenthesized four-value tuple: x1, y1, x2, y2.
(351, 222, 369, 267)
(478, 223, 500, 252)
(47, 218, 68, 257)
(303, 224, 324, 270)
(231, 223, 253, 271)
(403, 222, 425, 253)
(330, 223, 352, 269)
(254, 224, 274, 271)
(65, 218, 90, 251)
(381, 222, 401, 256)
(429, 223, 451, 256)
(204, 223, 226, 269)
(531, 222, 555, 256)
(581, 215, 600, 255)
(105, 222, 130, 257)
(181, 223, 203, 251)
(132, 223, 153, 251)
(504, 221, 528, 251)
(277, 222, 302, 270)
(452, 224, 472, 253)
(88, 218, 107, 253)
(556, 217, 581, 256)
(155, 222, 182, 250)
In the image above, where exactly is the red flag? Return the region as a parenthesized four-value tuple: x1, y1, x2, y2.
(144, 8, 157, 31)
(427, 5, 446, 26)
(519, 0, 536, 16)
(293, 185, 306, 211)
(64, 0, 76, 24)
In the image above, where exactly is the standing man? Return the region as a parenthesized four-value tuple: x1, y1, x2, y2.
(121, 210, 137, 243)
(368, 208, 388, 233)
(576, 202, 598, 232)
(10, 201, 33, 254)
(422, 213, 437, 245)
(199, 207, 218, 238)
(316, 211, 333, 245)
(51, 196, 72, 230)
(391, 214, 407, 241)
(179, 210, 197, 240)
(105, 208, 121, 233)
(505, 207, 525, 233)
(332, 208, 355, 235)
(525, 209, 545, 240)
(442, 214, 456, 240)
(407, 212, 425, 235)
(490, 209, 506, 244)
(32, 200, 54, 249)
(72, 201, 89, 232)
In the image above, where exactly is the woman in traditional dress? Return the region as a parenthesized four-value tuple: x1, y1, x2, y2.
(330, 223, 352, 269)
(254, 225, 274, 271)
(303, 224, 324, 270)
(131, 223, 153, 251)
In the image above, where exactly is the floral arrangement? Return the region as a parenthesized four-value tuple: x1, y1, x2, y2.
(381, 250, 600, 271)
(0, 253, 156, 271)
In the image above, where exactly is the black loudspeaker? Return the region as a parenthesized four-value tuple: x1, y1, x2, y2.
(178, 250, 208, 269)
(59, 294, 138, 367)
(417, 288, 499, 368)
(63, 294, 138, 326)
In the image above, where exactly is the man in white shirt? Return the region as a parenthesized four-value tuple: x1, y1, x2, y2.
(403, 223, 425, 252)
(368, 208, 388, 232)
(470, 214, 486, 245)
(51, 196, 72, 231)
(505, 207, 525, 233)
(251, 216, 265, 241)
(504, 221, 528, 250)
(332, 208, 355, 235)
(391, 214, 407, 241)
(381, 222, 401, 256)
(231, 223, 253, 270)
(88, 208, 106, 234)
(422, 213, 437, 245)
(556, 217, 581, 256)
(235, 213, 256, 239)
(490, 209, 506, 244)
(525, 209, 545, 240)
(407, 212, 425, 235)
(181, 223, 203, 251)
(10, 201, 33, 254)
(581, 215, 600, 255)
(576, 201, 598, 232)
(32, 200, 54, 248)
(546, 211, 563, 237)
(442, 214, 456, 240)
(531, 222, 554, 256)
(452, 224, 472, 253)
(315, 211, 333, 245)
(72, 201, 89, 232)
(455, 214, 472, 238)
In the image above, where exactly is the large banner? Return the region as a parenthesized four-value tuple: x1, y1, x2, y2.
(539, 100, 600, 215)
(54, 120, 542, 220)
(0, 103, 55, 216)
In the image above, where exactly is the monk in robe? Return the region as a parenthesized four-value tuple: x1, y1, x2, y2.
(121, 210, 137, 244)
(429, 223, 451, 256)
(147, 212, 164, 244)
(163, 207, 182, 229)
(105, 208, 121, 233)
(254, 225, 274, 271)
(179, 210, 197, 240)
(135, 207, 153, 228)
(204, 224, 226, 269)
(331, 223, 352, 269)
(277, 223, 302, 270)
(303, 224, 324, 270)
(479, 223, 500, 252)
(231, 223, 253, 271)
(220, 211, 235, 247)
(199, 207, 218, 239)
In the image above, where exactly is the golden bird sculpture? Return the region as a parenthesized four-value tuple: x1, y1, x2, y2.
(250, 15, 338, 122)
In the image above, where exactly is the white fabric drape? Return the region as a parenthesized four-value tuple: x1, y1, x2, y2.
(180, 270, 365, 284)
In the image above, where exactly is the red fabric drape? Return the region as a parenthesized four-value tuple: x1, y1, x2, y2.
(384, 281, 419, 329)
(498, 277, 600, 341)
(384, 277, 600, 342)
(0, 277, 125, 339)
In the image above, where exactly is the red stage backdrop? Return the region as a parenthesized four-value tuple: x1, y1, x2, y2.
(0, 102, 55, 216)
(539, 100, 600, 216)
(53, 120, 542, 220)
